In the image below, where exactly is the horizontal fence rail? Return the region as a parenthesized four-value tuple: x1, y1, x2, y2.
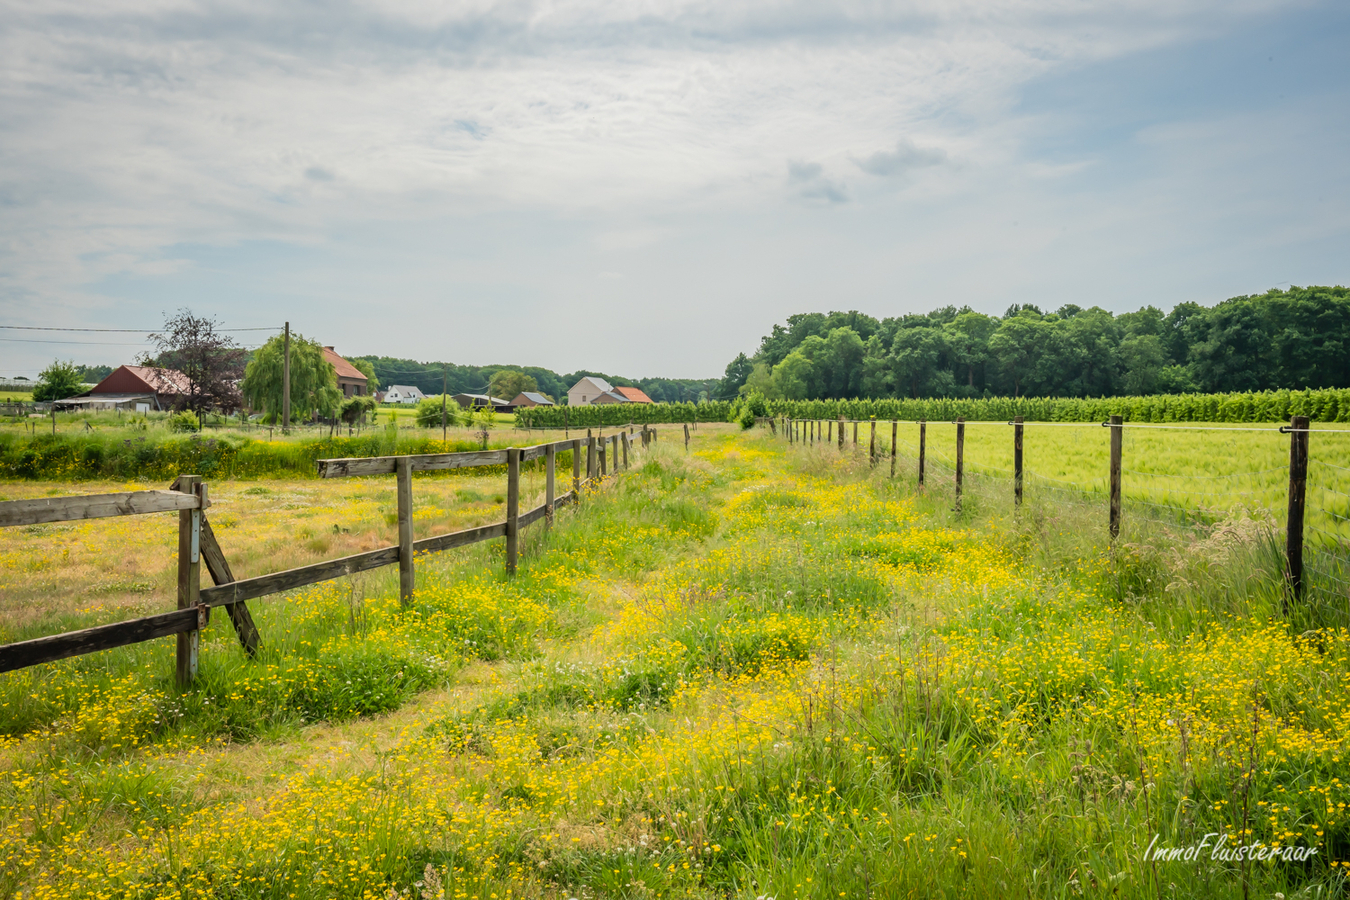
(0, 425, 654, 682)
(0, 489, 204, 528)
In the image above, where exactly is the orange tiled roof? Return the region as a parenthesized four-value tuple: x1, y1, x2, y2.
(323, 347, 368, 382)
(614, 386, 652, 403)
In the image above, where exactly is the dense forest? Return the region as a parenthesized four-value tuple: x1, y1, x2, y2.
(352, 357, 718, 405)
(714, 286, 1350, 401)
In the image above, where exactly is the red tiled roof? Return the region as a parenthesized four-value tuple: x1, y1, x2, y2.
(92, 365, 191, 395)
(614, 386, 652, 403)
(323, 347, 368, 382)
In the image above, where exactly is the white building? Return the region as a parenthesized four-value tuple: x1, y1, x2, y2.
(567, 376, 613, 407)
(382, 384, 426, 404)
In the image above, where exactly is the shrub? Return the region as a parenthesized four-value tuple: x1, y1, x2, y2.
(416, 396, 465, 428)
(167, 410, 199, 432)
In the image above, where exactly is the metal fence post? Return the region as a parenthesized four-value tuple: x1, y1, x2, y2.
(1285, 415, 1310, 609)
(918, 420, 926, 487)
(954, 418, 965, 512)
(1108, 415, 1123, 540)
(890, 420, 897, 477)
(869, 418, 876, 465)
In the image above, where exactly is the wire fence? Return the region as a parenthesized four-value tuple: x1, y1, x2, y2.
(779, 414, 1350, 602)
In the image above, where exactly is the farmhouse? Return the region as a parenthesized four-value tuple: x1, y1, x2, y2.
(322, 347, 369, 398)
(54, 365, 190, 412)
(510, 391, 554, 408)
(567, 376, 613, 406)
(568, 376, 652, 406)
(382, 385, 426, 404)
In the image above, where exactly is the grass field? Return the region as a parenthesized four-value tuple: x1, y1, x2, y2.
(2, 424, 1349, 898)
(811, 419, 1350, 547)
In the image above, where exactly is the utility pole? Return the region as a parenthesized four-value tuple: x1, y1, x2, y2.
(281, 321, 291, 435)
(442, 366, 448, 443)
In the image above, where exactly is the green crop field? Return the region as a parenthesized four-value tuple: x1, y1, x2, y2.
(2, 424, 1348, 899)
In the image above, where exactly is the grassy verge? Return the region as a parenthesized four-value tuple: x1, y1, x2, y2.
(1, 425, 1348, 898)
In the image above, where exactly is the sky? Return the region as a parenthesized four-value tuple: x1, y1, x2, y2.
(1, 0, 1347, 380)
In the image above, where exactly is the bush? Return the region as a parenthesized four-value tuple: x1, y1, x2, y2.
(340, 396, 377, 426)
(167, 410, 199, 432)
(416, 396, 465, 428)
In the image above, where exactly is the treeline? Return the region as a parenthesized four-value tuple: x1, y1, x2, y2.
(515, 401, 734, 428)
(714, 286, 1350, 401)
(355, 356, 718, 405)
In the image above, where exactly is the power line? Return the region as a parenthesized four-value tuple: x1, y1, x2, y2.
(0, 325, 281, 333)
(0, 337, 155, 346)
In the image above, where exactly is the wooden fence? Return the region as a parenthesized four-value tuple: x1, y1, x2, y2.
(0, 425, 658, 685)
(780, 413, 1325, 606)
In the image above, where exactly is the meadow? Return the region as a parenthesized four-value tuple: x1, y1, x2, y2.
(1, 424, 1348, 899)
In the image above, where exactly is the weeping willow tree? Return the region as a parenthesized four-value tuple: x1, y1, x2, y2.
(240, 331, 342, 422)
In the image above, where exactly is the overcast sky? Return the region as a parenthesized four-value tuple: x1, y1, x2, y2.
(1, 0, 1347, 379)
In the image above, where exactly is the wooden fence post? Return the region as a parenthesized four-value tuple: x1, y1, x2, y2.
(572, 438, 582, 496)
(869, 418, 876, 465)
(918, 421, 926, 487)
(838, 415, 844, 452)
(176, 475, 202, 688)
(1014, 416, 1024, 509)
(853, 421, 858, 448)
(396, 457, 414, 605)
(622, 431, 629, 469)
(545, 444, 556, 529)
(890, 420, 897, 478)
(1285, 415, 1310, 610)
(954, 418, 965, 512)
(1108, 415, 1122, 540)
(587, 429, 596, 479)
(505, 448, 520, 576)
(599, 435, 607, 478)
(684, 422, 690, 451)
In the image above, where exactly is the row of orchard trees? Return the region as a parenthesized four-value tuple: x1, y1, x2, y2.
(524, 386, 1350, 428)
(515, 400, 734, 428)
(761, 386, 1350, 423)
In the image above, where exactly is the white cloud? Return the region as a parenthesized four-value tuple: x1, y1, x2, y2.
(0, 0, 1339, 375)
